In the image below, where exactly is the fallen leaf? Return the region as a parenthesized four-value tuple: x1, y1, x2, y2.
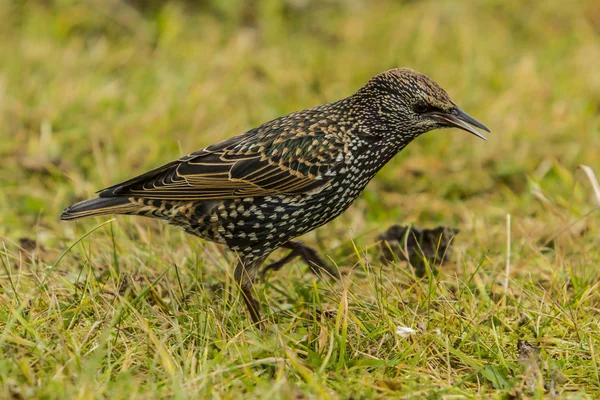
(377, 225, 459, 277)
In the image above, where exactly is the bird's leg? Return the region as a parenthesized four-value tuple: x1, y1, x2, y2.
(294, 241, 340, 279)
(262, 240, 340, 279)
(234, 260, 261, 325)
(260, 248, 302, 277)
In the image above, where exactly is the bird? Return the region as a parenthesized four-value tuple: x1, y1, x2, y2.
(61, 68, 489, 325)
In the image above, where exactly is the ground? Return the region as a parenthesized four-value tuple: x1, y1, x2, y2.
(1, 0, 599, 398)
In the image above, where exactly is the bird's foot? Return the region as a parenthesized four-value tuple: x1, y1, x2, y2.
(261, 240, 340, 279)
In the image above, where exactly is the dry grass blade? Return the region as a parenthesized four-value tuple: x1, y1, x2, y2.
(580, 165, 600, 206)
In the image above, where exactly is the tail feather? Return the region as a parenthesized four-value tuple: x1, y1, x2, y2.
(60, 197, 138, 221)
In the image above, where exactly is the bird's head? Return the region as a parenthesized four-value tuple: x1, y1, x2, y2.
(357, 68, 489, 141)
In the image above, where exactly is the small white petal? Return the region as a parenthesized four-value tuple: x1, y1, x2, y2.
(395, 326, 416, 338)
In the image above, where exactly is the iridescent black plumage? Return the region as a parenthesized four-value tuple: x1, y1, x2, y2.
(61, 68, 489, 324)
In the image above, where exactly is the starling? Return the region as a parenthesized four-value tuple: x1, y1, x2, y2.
(61, 68, 489, 324)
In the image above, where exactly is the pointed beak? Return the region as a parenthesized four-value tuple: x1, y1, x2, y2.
(433, 107, 490, 141)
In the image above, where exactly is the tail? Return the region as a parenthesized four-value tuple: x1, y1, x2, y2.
(60, 197, 138, 221)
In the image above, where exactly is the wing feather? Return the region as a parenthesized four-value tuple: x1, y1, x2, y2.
(99, 110, 347, 200)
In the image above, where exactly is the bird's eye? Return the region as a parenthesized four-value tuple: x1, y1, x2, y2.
(412, 103, 431, 114)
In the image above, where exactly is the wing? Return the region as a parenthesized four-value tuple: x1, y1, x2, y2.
(98, 115, 348, 201)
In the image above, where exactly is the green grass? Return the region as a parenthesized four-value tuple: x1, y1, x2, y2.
(1, 0, 600, 398)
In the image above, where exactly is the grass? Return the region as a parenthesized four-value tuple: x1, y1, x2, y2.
(1, 0, 600, 398)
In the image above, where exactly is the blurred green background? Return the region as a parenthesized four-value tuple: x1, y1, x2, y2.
(1, 0, 599, 398)
(2, 0, 599, 239)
